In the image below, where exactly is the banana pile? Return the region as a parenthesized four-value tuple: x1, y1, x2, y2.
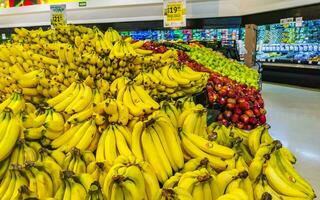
(0, 25, 180, 102)
(0, 24, 316, 200)
(134, 64, 209, 99)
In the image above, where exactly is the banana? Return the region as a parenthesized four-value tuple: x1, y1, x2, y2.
(249, 143, 276, 181)
(0, 111, 20, 161)
(103, 126, 118, 165)
(212, 169, 240, 196)
(122, 86, 144, 116)
(185, 131, 235, 159)
(248, 126, 266, 155)
(192, 182, 204, 200)
(114, 124, 133, 157)
(1, 170, 17, 199)
(151, 123, 178, 172)
(0, 157, 10, 180)
(30, 166, 54, 198)
(148, 125, 173, 177)
(115, 100, 130, 125)
(274, 149, 315, 198)
(152, 114, 184, 169)
(132, 84, 159, 110)
(180, 130, 228, 170)
(51, 122, 85, 150)
(70, 177, 87, 200)
(67, 106, 94, 124)
(264, 152, 309, 198)
(131, 121, 145, 160)
(76, 120, 97, 151)
(47, 82, 77, 107)
(141, 128, 168, 183)
(68, 84, 93, 114)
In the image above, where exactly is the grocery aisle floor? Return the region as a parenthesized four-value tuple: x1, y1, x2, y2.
(262, 82, 320, 196)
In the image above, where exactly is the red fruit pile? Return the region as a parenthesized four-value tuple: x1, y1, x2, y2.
(207, 72, 266, 130)
(177, 51, 212, 73)
(142, 41, 168, 53)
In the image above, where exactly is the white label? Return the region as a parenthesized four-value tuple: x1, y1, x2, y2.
(163, 0, 186, 28)
(280, 18, 287, 25)
(50, 4, 67, 27)
(296, 17, 303, 22)
(287, 18, 294, 23)
(1, 33, 6, 40)
(296, 21, 302, 28)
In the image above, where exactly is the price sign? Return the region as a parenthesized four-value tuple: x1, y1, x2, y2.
(50, 4, 67, 27)
(164, 0, 186, 28)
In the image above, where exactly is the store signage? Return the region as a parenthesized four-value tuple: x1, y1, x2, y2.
(296, 17, 303, 28)
(78, 1, 86, 7)
(50, 4, 67, 27)
(163, 0, 186, 28)
(280, 18, 287, 25)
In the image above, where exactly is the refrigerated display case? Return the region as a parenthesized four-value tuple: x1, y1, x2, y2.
(119, 28, 241, 44)
(256, 19, 320, 66)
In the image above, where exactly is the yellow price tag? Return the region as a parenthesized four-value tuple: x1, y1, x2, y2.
(165, 2, 183, 22)
(51, 13, 65, 26)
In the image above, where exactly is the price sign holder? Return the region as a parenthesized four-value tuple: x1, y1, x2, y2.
(50, 4, 67, 28)
(163, 0, 186, 28)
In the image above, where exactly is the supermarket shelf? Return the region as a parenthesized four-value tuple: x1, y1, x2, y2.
(261, 62, 320, 70)
(262, 63, 320, 89)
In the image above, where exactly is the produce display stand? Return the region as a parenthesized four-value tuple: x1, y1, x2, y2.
(0, 25, 316, 199)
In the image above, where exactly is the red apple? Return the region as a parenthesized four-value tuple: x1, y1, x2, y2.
(218, 89, 227, 96)
(221, 119, 229, 126)
(237, 97, 246, 104)
(224, 110, 233, 119)
(227, 90, 236, 98)
(226, 103, 236, 110)
(227, 98, 236, 104)
(245, 124, 252, 130)
(253, 107, 261, 116)
(219, 97, 226, 105)
(245, 110, 255, 118)
(260, 108, 267, 115)
(257, 99, 264, 106)
(259, 115, 267, 124)
(249, 117, 257, 125)
(234, 107, 242, 115)
(240, 114, 250, 124)
(236, 121, 245, 129)
(239, 102, 250, 111)
(217, 113, 224, 121)
(215, 84, 222, 91)
(231, 114, 239, 123)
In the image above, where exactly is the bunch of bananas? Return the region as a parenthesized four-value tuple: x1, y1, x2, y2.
(0, 92, 25, 114)
(131, 111, 185, 183)
(23, 107, 65, 140)
(47, 82, 93, 114)
(178, 104, 208, 137)
(134, 64, 209, 99)
(103, 155, 160, 200)
(177, 168, 215, 199)
(117, 82, 160, 117)
(62, 147, 96, 174)
(0, 108, 21, 162)
(153, 187, 193, 200)
(251, 141, 316, 199)
(95, 123, 132, 166)
(51, 118, 97, 152)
